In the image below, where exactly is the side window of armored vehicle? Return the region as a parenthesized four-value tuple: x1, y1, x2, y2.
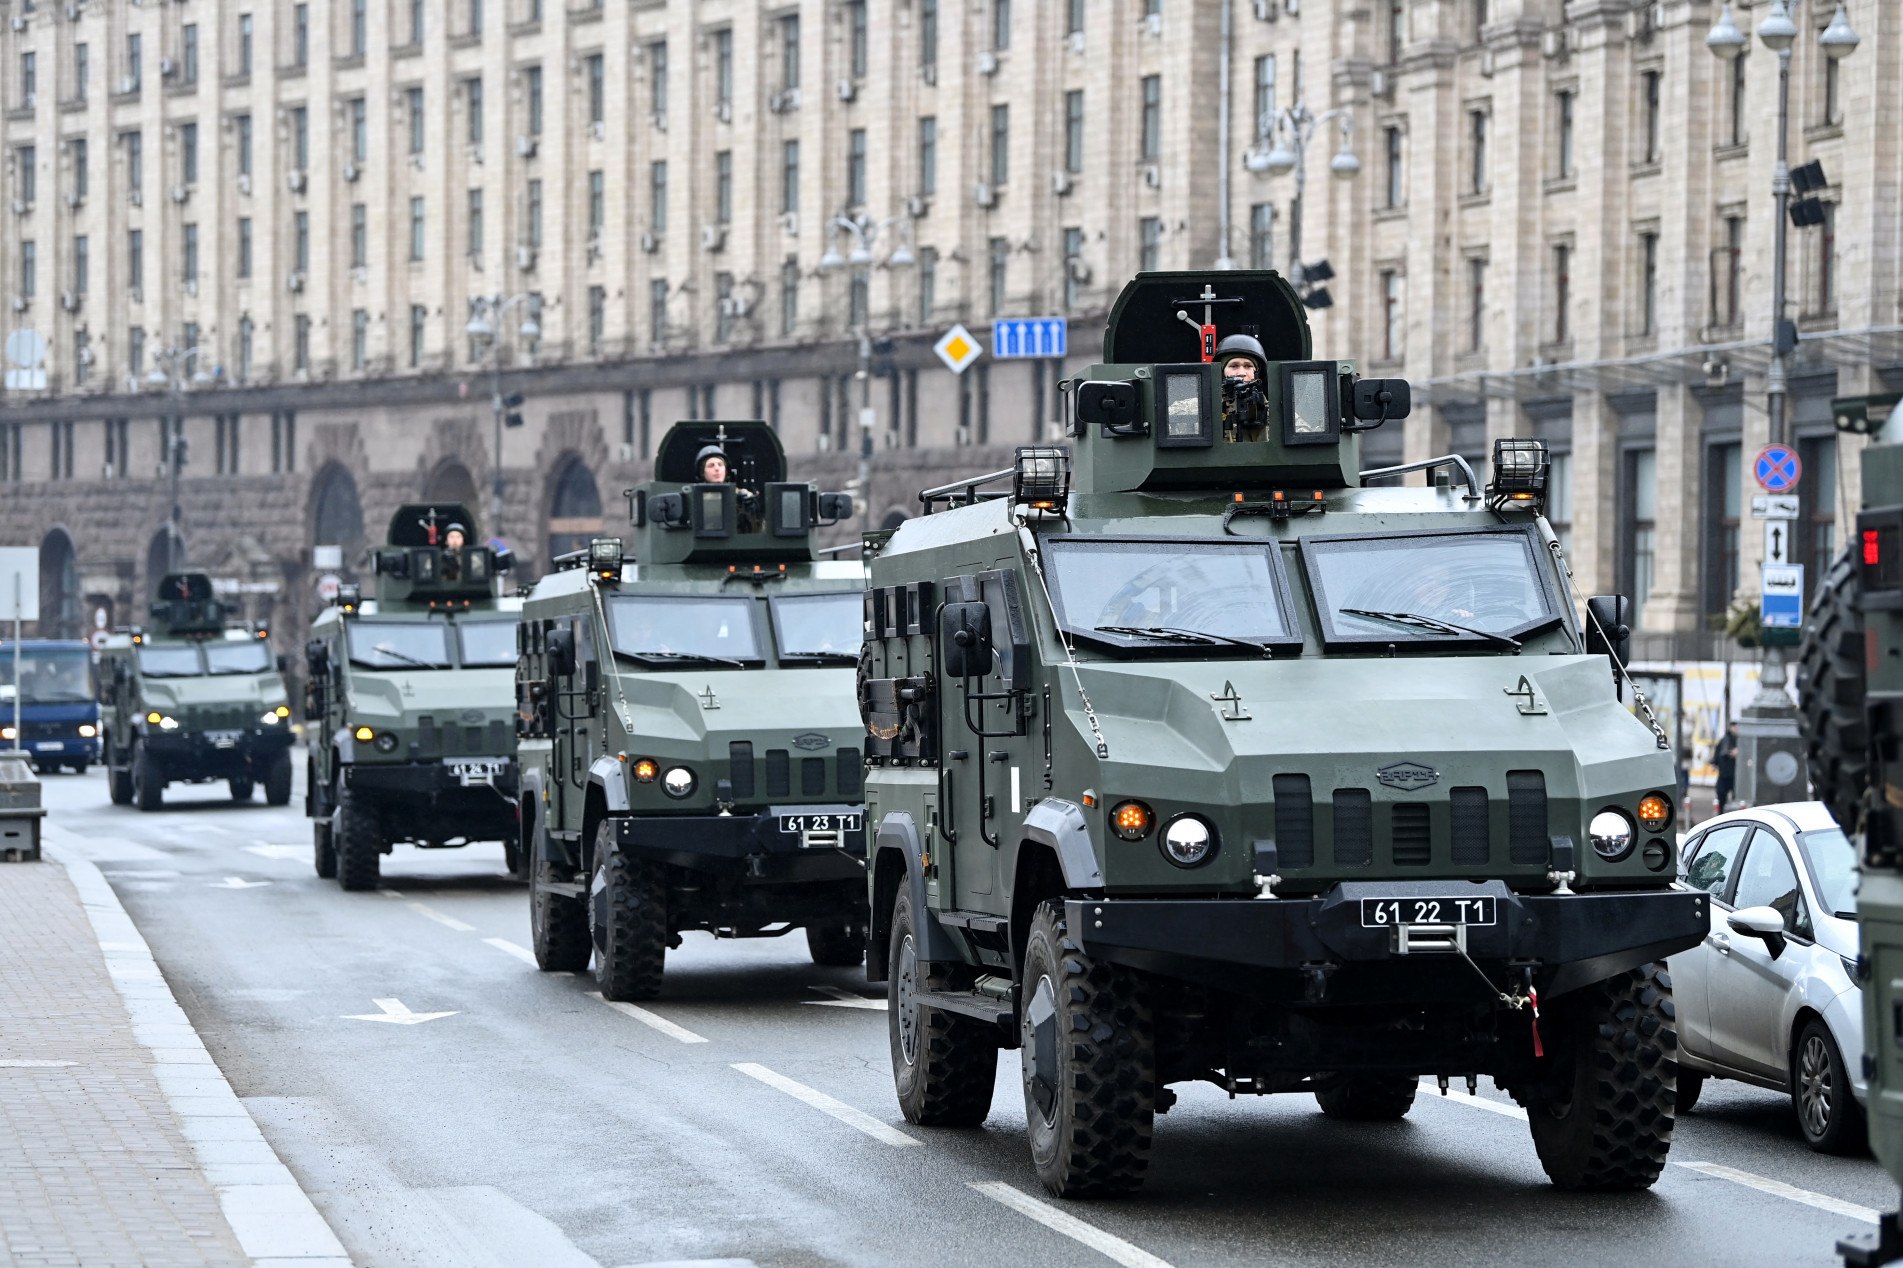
(1683, 822, 1752, 903)
(976, 570, 1030, 690)
(457, 619, 519, 668)
(1731, 832, 1812, 939)
(862, 582, 936, 764)
(769, 592, 862, 662)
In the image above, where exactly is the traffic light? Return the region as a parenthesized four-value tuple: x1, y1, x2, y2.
(502, 392, 525, 429)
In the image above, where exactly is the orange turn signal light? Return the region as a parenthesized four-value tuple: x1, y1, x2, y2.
(353, 726, 374, 742)
(1110, 800, 1154, 841)
(1636, 793, 1673, 834)
(632, 758, 659, 783)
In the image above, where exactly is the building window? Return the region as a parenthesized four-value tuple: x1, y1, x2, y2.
(1066, 0, 1084, 37)
(350, 203, 367, 267)
(70, 138, 86, 200)
(1728, 54, 1746, 146)
(19, 240, 34, 298)
(181, 24, 199, 83)
(1253, 55, 1276, 137)
(849, 274, 869, 329)
(234, 220, 249, 279)
(291, 106, 308, 169)
(526, 179, 543, 248)
(1062, 226, 1083, 310)
(650, 279, 669, 342)
(1702, 441, 1742, 617)
(407, 86, 425, 153)
(1816, 202, 1837, 313)
(1138, 216, 1160, 272)
(780, 14, 800, 90)
(293, 320, 310, 375)
(1469, 109, 1488, 194)
(920, 0, 938, 70)
(124, 132, 140, 192)
(648, 42, 667, 120)
(14, 146, 32, 206)
(848, 128, 867, 206)
(1822, 53, 1841, 127)
(588, 169, 604, 242)
(468, 0, 483, 36)
(1639, 230, 1658, 335)
(74, 43, 87, 101)
(1064, 91, 1084, 174)
(526, 65, 543, 135)
(781, 256, 799, 336)
(650, 161, 667, 232)
(1799, 434, 1838, 587)
(126, 33, 141, 91)
(1551, 243, 1570, 344)
(72, 233, 88, 293)
(586, 54, 604, 126)
(349, 0, 366, 56)
(467, 188, 483, 258)
(294, 211, 309, 271)
(466, 77, 483, 145)
(181, 122, 198, 184)
(988, 236, 1008, 314)
(19, 52, 35, 107)
(990, 105, 1009, 186)
(409, 304, 427, 369)
(1714, 214, 1743, 328)
(1473, 0, 1489, 40)
(1626, 447, 1657, 628)
(714, 271, 735, 343)
(992, 0, 1010, 51)
(1555, 90, 1574, 178)
(237, 113, 253, 175)
(1140, 76, 1161, 163)
(1384, 126, 1403, 208)
(715, 150, 732, 224)
(409, 0, 425, 45)
(182, 223, 199, 284)
(781, 141, 799, 214)
(918, 117, 937, 196)
(1248, 204, 1274, 269)
(293, 4, 309, 67)
(918, 247, 937, 323)
(1381, 269, 1402, 360)
(588, 285, 605, 355)
(848, 3, 867, 78)
(127, 228, 142, 292)
(1387, 0, 1405, 63)
(1641, 70, 1661, 163)
(409, 196, 426, 262)
(351, 309, 369, 371)
(714, 29, 733, 109)
(1467, 256, 1486, 351)
(237, 15, 252, 77)
(349, 98, 367, 163)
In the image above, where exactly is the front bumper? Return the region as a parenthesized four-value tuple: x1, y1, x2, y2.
(144, 726, 293, 778)
(19, 735, 99, 762)
(615, 804, 866, 882)
(1069, 879, 1709, 998)
(342, 757, 519, 840)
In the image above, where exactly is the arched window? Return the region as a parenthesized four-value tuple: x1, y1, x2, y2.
(546, 457, 603, 562)
(37, 529, 81, 639)
(423, 460, 480, 512)
(311, 463, 366, 568)
(144, 526, 184, 598)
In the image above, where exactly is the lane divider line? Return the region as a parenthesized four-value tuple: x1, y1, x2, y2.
(483, 937, 537, 964)
(409, 903, 476, 932)
(805, 985, 887, 1010)
(597, 994, 708, 1045)
(730, 1062, 919, 1148)
(968, 1181, 1174, 1268)
(1421, 1078, 1880, 1224)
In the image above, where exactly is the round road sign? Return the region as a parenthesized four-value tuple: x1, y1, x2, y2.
(1753, 444, 1802, 494)
(317, 573, 342, 601)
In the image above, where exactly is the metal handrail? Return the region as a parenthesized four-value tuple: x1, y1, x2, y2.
(1359, 454, 1483, 502)
(919, 466, 1015, 512)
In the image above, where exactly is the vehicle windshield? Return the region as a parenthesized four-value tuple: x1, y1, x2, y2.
(1304, 529, 1562, 644)
(771, 593, 863, 660)
(136, 645, 206, 677)
(1803, 826, 1859, 918)
(346, 621, 453, 670)
(1044, 538, 1295, 648)
(607, 595, 761, 664)
(0, 648, 93, 702)
(456, 620, 520, 668)
(203, 640, 273, 676)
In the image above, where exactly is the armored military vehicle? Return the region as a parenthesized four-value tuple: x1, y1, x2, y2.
(305, 504, 522, 890)
(1805, 396, 1903, 1266)
(98, 574, 294, 810)
(859, 271, 1709, 1198)
(517, 421, 867, 999)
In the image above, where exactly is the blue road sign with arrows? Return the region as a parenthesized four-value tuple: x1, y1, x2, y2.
(991, 318, 1068, 360)
(1754, 444, 1802, 494)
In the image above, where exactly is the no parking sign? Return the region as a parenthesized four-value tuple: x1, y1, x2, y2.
(1754, 444, 1802, 494)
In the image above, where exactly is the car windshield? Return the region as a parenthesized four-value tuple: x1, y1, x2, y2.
(607, 595, 761, 664)
(456, 620, 519, 668)
(1803, 826, 1859, 918)
(204, 640, 273, 676)
(0, 648, 93, 702)
(1044, 538, 1295, 648)
(771, 593, 863, 660)
(1304, 529, 1561, 644)
(136, 645, 206, 677)
(346, 621, 453, 670)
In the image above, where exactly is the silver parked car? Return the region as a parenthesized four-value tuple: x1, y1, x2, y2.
(1672, 801, 1865, 1152)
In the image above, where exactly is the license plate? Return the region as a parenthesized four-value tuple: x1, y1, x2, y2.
(446, 758, 505, 787)
(1360, 896, 1497, 928)
(33, 741, 61, 751)
(778, 812, 862, 835)
(206, 730, 242, 749)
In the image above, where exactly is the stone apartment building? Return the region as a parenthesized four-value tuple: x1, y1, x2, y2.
(0, 0, 1896, 662)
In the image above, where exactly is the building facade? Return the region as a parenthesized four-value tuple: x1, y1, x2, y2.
(0, 0, 1896, 660)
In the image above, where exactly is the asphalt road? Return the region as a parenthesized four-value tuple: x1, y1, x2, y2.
(39, 762, 1901, 1268)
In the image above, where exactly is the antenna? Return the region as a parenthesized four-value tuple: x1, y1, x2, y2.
(1170, 283, 1244, 362)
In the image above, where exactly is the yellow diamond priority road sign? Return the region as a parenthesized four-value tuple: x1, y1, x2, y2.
(933, 324, 983, 375)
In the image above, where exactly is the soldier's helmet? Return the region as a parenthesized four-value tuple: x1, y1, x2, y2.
(694, 444, 730, 481)
(1215, 332, 1268, 378)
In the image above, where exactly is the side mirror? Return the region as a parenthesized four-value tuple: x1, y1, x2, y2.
(1073, 380, 1142, 435)
(583, 658, 601, 699)
(1349, 377, 1412, 426)
(1727, 905, 1789, 960)
(815, 492, 854, 524)
(275, 654, 289, 674)
(1584, 595, 1631, 665)
(547, 626, 577, 677)
(939, 602, 992, 679)
(374, 547, 410, 578)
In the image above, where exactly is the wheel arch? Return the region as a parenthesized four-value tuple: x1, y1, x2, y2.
(869, 812, 959, 983)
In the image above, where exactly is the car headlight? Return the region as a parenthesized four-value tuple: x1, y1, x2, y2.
(1636, 792, 1673, 834)
(157, 716, 179, 731)
(0, 726, 13, 741)
(353, 725, 374, 742)
(1589, 808, 1636, 862)
(1110, 800, 1153, 841)
(662, 766, 696, 798)
(78, 723, 97, 738)
(1161, 815, 1216, 867)
(374, 732, 399, 754)
(260, 710, 282, 725)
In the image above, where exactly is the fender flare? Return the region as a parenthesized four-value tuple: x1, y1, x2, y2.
(587, 755, 630, 812)
(872, 812, 961, 971)
(1021, 798, 1104, 889)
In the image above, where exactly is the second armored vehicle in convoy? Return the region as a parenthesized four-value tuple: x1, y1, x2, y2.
(0, 639, 101, 774)
(859, 271, 1709, 1197)
(98, 574, 294, 809)
(517, 421, 867, 998)
(304, 504, 522, 890)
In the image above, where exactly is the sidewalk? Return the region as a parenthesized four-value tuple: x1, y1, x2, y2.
(0, 842, 348, 1268)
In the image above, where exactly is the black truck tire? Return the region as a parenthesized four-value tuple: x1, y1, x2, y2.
(263, 750, 293, 806)
(531, 867, 592, 973)
(1313, 1074, 1419, 1121)
(1525, 962, 1677, 1190)
(131, 739, 163, 811)
(1019, 899, 1154, 1197)
(591, 821, 667, 1001)
(229, 778, 255, 802)
(888, 886, 997, 1128)
(107, 742, 133, 805)
(313, 819, 338, 880)
(334, 788, 382, 892)
(1797, 547, 1869, 832)
(806, 922, 866, 967)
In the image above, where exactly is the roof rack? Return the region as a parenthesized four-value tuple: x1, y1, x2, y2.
(920, 467, 1015, 514)
(552, 548, 591, 572)
(1359, 454, 1483, 503)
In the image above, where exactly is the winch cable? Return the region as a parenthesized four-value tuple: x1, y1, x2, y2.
(1018, 525, 1110, 759)
(1546, 534, 1670, 752)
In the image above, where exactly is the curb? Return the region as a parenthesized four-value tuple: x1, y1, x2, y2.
(49, 841, 354, 1268)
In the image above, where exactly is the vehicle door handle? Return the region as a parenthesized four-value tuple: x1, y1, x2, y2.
(1708, 933, 1730, 954)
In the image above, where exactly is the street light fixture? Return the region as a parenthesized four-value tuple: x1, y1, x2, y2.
(819, 212, 917, 509)
(147, 340, 209, 576)
(1252, 100, 1358, 297)
(1756, 0, 1798, 51)
(1705, 4, 1747, 57)
(1820, 3, 1859, 59)
(465, 291, 537, 541)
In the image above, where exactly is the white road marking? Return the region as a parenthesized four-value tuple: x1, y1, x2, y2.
(210, 876, 272, 889)
(1419, 1080, 1526, 1120)
(0, 1059, 78, 1068)
(399, 901, 476, 932)
(243, 844, 306, 861)
(731, 1062, 919, 1148)
(969, 1181, 1174, 1268)
(342, 998, 459, 1025)
(483, 937, 537, 964)
(596, 994, 708, 1044)
(805, 985, 887, 1010)
(1676, 1161, 1879, 1225)
(100, 869, 181, 879)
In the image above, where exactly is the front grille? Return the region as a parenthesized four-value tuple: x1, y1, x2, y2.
(1272, 774, 1315, 868)
(836, 748, 862, 798)
(1333, 789, 1373, 866)
(729, 741, 756, 798)
(1392, 803, 1432, 865)
(765, 748, 790, 797)
(801, 756, 826, 797)
(1450, 786, 1490, 864)
(487, 720, 509, 752)
(1507, 770, 1549, 864)
(417, 716, 440, 757)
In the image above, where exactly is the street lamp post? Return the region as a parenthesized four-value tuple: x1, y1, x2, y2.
(144, 342, 211, 576)
(1247, 99, 1360, 287)
(464, 293, 540, 542)
(1706, 0, 1858, 807)
(819, 214, 914, 505)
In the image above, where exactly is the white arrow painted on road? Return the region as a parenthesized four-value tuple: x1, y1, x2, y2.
(342, 998, 458, 1025)
(805, 985, 887, 1010)
(210, 876, 272, 889)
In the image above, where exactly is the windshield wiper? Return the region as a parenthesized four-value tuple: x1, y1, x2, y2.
(622, 649, 750, 668)
(1094, 624, 1271, 653)
(365, 643, 443, 669)
(1337, 608, 1521, 650)
(779, 651, 859, 664)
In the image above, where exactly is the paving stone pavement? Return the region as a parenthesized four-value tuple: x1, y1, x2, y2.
(0, 857, 251, 1268)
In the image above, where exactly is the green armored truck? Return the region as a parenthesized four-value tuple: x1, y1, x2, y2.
(859, 272, 1710, 1197)
(99, 573, 294, 810)
(305, 503, 522, 890)
(517, 421, 867, 999)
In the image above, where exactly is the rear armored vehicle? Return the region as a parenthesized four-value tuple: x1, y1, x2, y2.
(99, 573, 293, 809)
(518, 421, 867, 998)
(304, 504, 522, 889)
(860, 271, 1709, 1197)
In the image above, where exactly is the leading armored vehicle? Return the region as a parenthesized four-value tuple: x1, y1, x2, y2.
(0, 639, 101, 774)
(305, 504, 522, 890)
(859, 271, 1709, 1197)
(99, 574, 294, 809)
(517, 421, 868, 998)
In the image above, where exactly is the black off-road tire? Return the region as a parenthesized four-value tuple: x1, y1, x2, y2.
(1798, 547, 1869, 832)
(228, 778, 255, 802)
(263, 750, 293, 807)
(531, 862, 592, 973)
(889, 886, 997, 1127)
(1314, 1073, 1420, 1121)
(107, 743, 133, 806)
(312, 819, 337, 880)
(334, 787, 381, 892)
(1019, 899, 1154, 1197)
(1525, 962, 1678, 1190)
(591, 821, 667, 1001)
(807, 922, 867, 967)
(1675, 1070, 1705, 1114)
(131, 740, 163, 811)
(1793, 1019, 1865, 1155)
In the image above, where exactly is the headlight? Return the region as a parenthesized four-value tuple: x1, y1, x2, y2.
(274, 705, 291, 718)
(631, 758, 659, 783)
(1636, 792, 1673, 834)
(157, 716, 179, 731)
(353, 725, 374, 742)
(662, 766, 696, 798)
(78, 723, 97, 738)
(1110, 800, 1153, 841)
(1161, 815, 1216, 867)
(0, 726, 13, 741)
(145, 711, 162, 724)
(1589, 808, 1636, 862)
(260, 710, 282, 725)
(374, 732, 399, 754)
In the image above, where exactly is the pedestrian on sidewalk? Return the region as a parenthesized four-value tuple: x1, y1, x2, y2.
(1714, 722, 1739, 814)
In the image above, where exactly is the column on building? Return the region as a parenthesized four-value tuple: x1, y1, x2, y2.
(1396, 23, 1459, 474)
